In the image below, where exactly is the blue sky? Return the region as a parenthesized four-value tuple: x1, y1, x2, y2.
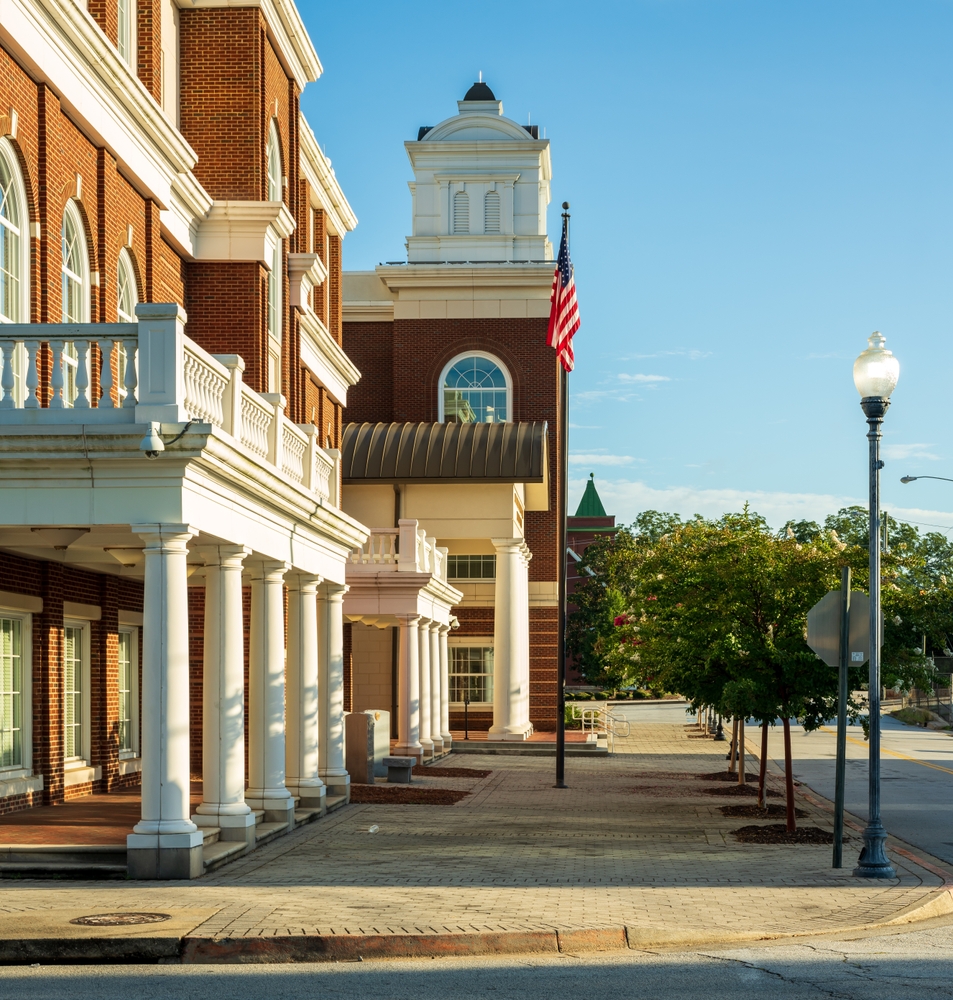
(300, 1, 953, 532)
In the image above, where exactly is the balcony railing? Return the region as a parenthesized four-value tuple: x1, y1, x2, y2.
(349, 520, 447, 582)
(0, 305, 339, 503)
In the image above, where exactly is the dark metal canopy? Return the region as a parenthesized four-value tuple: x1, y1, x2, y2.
(342, 421, 547, 484)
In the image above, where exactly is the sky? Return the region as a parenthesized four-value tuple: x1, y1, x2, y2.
(299, 1, 953, 533)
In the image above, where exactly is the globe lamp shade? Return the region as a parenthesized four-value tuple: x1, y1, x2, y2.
(853, 332, 900, 400)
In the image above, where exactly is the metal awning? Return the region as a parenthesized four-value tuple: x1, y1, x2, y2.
(342, 421, 548, 484)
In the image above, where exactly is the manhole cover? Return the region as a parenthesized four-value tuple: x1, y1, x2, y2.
(70, 912, 171, 926)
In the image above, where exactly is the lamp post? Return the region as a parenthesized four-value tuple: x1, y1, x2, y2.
(852, 331, 899, 880)
(901, 475, 953, 485)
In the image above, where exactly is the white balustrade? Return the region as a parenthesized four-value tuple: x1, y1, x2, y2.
(240, 387, 271, 458)
(350, 529, 399, 565)
(351, 521, 446, 582)
(312, 446, 334, 501)
(183, 345, 229, 427)
(281, 421, 308, 483)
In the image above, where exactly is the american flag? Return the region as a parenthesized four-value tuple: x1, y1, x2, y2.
(546, 215, 580, 372)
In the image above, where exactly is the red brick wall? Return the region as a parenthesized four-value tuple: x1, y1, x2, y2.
(340, 322, 393, 424)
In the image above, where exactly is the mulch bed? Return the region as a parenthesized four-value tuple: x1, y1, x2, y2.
(706, 784, 782, 798)
(629, 784, 690, 797)
(349, 786, 471, 805)
(732, 824, 834, 845)
(696, 771, 762, 782)
(412, 766, 492, 778)
(720, 804, 807, 819)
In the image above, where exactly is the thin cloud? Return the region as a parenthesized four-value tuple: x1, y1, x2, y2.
(620, 349, 712, 361)
(569, 454, 638, 466)
(616, 373, 670, 384)
(883, 443, 940, 461)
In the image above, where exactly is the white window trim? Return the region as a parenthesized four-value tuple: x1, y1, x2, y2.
(447, 636, 494, 708)
(0, 137, 30, 326)
(116, 247, 138, 323)
(61, 200, 90, 323)
(0, 608, 32, 778)
(117, 626, 139, 759)
(117, 0, 137, 69)
(438, 350, 513, 424)
(63, 618, 91, 768)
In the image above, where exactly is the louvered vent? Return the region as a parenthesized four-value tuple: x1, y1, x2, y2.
(453, 191, 469, 234)
(484, 191, 501, 233)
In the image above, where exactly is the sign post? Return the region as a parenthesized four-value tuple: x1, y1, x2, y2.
(807, 578, 876, 868)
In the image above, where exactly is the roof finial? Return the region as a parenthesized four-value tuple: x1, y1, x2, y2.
(590, 472, 594, 479)
(479, 70, 482, 83)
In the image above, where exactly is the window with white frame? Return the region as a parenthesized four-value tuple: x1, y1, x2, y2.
(0, 616, 25, 770)
(117, 628, 138, 756)
(266, 122, 283, 391)
(0, 138, 30, 406)
(117, 0, 136, 67)
(115, 249, 138, 403)
(63, 622, 89, 764)
(449, 645, 494, 704)
(447, 555, 496, 580)
(61, 202, 89, 406)
(452, 190, 469, 234)
(484, 190, 500, 233)
(440, 352, 511, 424)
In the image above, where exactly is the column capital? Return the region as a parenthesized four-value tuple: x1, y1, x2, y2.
(396, 613, 421, 627)
(249, 559, 291, 583)
(134, 523, 198, 550)
(437, 622, 452, 636)
(319, 581, 348, 602)
(288, 571, 322, 594)
(199, 544, 252, 569)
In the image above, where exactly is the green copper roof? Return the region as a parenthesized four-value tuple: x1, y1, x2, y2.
(574, 474, 607, 517)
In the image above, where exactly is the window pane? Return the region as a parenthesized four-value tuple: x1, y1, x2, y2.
(0, 618, 21, 769)
(443, 356, 508, 423)
(450, 646, 493, 703)
(118, 631, 132, 752)
(64, 626, 83, 760)
(447, 555, 496, 580)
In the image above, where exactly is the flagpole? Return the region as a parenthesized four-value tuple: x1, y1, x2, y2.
(555, 202, 570, 790)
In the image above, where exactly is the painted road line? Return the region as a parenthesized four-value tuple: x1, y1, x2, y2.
(819, 725, 953, 777)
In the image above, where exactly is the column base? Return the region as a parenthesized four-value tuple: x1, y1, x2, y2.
(441, 732, 453, 751)
(246, 790, 296, 826)
(319, 771, 351, 801)
(193, 809, 257, 847)
(431, 737, 445, 754)
(287, 782, 327, 814)
(392, 745, 424, 765)
(126, 831, 204, 880)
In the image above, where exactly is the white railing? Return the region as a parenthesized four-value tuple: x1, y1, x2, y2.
(569, 704, 631, 753)
(348, 520, 448, 582)
(0, 310, 340, 504)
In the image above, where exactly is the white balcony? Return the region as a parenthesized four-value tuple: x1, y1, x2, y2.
(0, 303, 338, 503)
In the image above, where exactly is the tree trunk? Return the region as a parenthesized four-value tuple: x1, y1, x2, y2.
(758, 720, 769, 809)
(738, 717, 746, 785)
(728, 717, 738, 773)
(782, 716, 796, 833)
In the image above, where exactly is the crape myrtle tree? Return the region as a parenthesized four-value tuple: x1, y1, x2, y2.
(569, 505, 950, 831)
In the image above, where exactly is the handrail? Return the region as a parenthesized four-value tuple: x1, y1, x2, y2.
(569, 704, 631, 753)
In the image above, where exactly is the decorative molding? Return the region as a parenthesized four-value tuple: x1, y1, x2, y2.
(288, 252, 327, 309)
(342, 301, 395, 323)
(64, 600, 101, 621)
(193, 201, 295, 265)
(298, 310, 361, 406)
(118, 609, 144, 626)
(299, 115, 357, 235)
(0, 590, 42, 614)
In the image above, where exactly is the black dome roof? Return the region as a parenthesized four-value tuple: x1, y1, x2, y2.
(463, 81, 496, 101)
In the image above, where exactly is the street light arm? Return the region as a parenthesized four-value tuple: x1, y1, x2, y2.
(901, 475, 953, 485)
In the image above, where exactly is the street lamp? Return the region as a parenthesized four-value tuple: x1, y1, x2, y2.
(901, 475, 953, 485)
(852, 331, 899, 880)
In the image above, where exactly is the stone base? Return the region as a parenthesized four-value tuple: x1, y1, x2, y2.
(392, 744, 424, 765)
(441, 734, 453, 751)
(246, 791, 296, 826)
(320, 772, 351, 802)
(430, 737, 445, 754)
(291, 784, 327, 814)
(126, 831, 204, 880)
(193, 810, 257, 847)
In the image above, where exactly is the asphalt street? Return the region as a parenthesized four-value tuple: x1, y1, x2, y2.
(4, 922, 953, 999)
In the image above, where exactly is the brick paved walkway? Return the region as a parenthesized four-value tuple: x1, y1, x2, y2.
(1, 719, 950, 959)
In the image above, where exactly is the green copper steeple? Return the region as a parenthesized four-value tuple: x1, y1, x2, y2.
(574, 473, 607, 517)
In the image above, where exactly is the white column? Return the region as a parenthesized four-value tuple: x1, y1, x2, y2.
(246, 560, 295, 826)
(418, 618, 434, 758)
(439, 623, 452, 749)
(286, 573, 326, 812)
(394, 613, 423, 761)
(317, 582, 350, 799)
(430, 622, 443, 754)
(127, 524, 203, 880)
(193, 544, 256, 847)
(489, 538, 533, 741)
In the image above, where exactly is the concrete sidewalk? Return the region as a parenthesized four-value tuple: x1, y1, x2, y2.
(0, 720, 950, 964)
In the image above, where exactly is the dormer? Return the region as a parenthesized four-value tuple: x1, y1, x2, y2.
(405, 82, 553, 263)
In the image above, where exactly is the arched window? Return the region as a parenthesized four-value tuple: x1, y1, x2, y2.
(0, 138, 29, 407)
(61, 201, 89, 406)
(484, 190, 500, 234)
(452, 191, 469, 234)
(440, 352, 511, 424)
(266, 122, 283, 391)
(116, 248, 137, 323)
(117, 0, 135, 67)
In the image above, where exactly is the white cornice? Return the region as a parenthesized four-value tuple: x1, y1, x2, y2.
(343, 302, 395, 322)
(1, 0, 201, 208)
(376, 263, 554, 291)
(194, 201, 295, 265)
(299, 114, 357, 235)
(288, 252, 327, 309)
(176, 0, 321, 91)
(298, 310, 362, 407)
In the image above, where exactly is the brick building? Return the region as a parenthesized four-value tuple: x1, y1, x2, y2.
(341, 82, 563, 741)
(0, 0, 375, 878)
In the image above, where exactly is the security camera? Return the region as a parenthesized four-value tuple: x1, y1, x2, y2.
(139, 422, 165, 460)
